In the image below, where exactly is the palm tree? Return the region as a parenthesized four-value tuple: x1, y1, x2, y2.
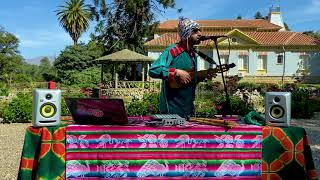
(56, 0, 92, 45)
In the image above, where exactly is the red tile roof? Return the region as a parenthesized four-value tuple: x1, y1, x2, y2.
(145, 32, 227, 47)
(246, 32, 320, 46)
(145, 32, 320, 47)
(157, 19, 282, 31)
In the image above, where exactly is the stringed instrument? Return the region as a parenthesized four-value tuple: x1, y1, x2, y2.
(169, 63, 236, 88)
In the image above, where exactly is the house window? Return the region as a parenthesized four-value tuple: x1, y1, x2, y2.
(238, 55, 248, 71)
(299, 55, 310, 70)
(231, 37, 237, 43)
(277, 54, 283, 64)
(219, 55, 229, 64)
(257, 55, 267, 70)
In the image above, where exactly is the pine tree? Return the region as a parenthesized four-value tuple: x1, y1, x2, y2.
(254, 11, 265, 19)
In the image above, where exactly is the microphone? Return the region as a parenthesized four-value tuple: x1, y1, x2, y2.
(199, 35, 228, 41)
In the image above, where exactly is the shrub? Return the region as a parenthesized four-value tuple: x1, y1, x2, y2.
(3, 92, 32, 123)
(61, 89, 87, 116)
(126, 93, 160, 116)
(0, 98, 10, 118)
(194, 97, 217, 118)
(126, 100, 149, 116)
(143, 93, 160, 114)
(233, 89, 265, 113)
(13, 74, 33, 83)
(0, 82, 9, 96)
(291, 89, 314, 118)
(237, 82, 259, 91)
(214, 95, 253, 116)
(61, 97, 71, 116)
(309, 97, 320, 114)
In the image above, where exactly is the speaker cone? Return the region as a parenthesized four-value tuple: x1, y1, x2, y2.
(270, 105, 284, 119)
(40, 103, 57, 118)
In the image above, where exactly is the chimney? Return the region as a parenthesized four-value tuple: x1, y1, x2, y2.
(268, 5, 286, 31)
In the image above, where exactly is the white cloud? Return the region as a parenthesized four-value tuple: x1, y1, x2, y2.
(37, 30, 70, 41)
(21, 40, 46, 48)
(18, 29, 72, 48)
(157, 0, 223, 21)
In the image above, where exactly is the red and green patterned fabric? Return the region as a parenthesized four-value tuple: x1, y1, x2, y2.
(18, 117, 72, 180)
(18, 126, 66, 180)
(262, 126, 318, 180)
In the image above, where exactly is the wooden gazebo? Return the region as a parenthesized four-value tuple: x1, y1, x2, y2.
(95, 49, 155, 88)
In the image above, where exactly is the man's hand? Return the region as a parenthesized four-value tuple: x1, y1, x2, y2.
(174, 69, 191, 84)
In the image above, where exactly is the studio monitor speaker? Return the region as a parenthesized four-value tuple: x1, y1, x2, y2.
(32, 89, 61, 127)
(265, 92, 291, 127)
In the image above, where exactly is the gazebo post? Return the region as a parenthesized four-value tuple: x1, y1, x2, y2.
(142, 63, 145, 89)
(131, 64, 136, 80)
(147, 63, 150, 81)
(124, 63, 128, 80)
(114, 64, 118, 89)
(100, 63, 104, 83)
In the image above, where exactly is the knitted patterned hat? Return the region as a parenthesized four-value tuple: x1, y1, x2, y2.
(178, 17, 200, 40)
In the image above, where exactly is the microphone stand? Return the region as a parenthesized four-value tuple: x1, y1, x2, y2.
(212, 37, 231, 117)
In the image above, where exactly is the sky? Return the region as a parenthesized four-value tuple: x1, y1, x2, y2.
(0, 0, 319, 61)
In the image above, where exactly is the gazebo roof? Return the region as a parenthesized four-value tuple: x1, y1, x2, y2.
(96, 49, 154, 63)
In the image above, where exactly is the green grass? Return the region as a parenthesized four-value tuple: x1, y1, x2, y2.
(298, 83, 320, 88)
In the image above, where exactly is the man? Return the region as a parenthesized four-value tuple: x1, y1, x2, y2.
(149, 17, 217, 119)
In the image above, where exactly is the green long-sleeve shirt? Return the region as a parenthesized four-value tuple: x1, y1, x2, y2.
(149, 43, 198, 118)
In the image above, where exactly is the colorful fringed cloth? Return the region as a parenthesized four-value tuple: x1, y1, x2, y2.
(18, 116, 72, 180)
(262, 126, 318, 180)
(66, 124, 263, 179)
(18, 117, 318, 179)
(18, 126, 66, 180)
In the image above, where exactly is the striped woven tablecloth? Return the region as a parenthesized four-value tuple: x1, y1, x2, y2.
(66, 123, 262, 179)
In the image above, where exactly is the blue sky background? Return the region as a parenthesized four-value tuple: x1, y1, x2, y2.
(0, 0, 319, 61)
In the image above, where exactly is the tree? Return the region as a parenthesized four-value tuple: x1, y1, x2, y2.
(0, 27, 24, 85)
(20, 63, 39, 81)
(284, 22, 290, 31)
(90, 0, 176, 54)
(254, 11, 265, 19)
(56, 0, 92, 45)
(303, 31, 320, 39)
(38, 57, 58, 81)
(236, 15, 242, 19)
(0, 27, 20, 55)
(40, 57, 51, 67)
(53, 41, 104, 85)
(0, 55, 24, 85)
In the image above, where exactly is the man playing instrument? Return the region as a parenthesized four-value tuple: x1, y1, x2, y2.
(149, 17, 217, 119)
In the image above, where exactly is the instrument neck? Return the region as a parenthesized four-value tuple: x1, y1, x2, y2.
(194, 49, 217, 65)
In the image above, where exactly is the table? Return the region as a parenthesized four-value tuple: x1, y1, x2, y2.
(18, 118, 318, 179)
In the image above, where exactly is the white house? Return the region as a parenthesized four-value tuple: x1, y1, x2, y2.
(144, 6, 320, 83)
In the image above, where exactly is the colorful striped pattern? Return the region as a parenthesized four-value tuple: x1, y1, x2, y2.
(66, 124, 262, 179)
(169, 44, 185, 58)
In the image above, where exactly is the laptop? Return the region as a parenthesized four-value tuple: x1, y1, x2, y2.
(65, 98, 128, 125)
